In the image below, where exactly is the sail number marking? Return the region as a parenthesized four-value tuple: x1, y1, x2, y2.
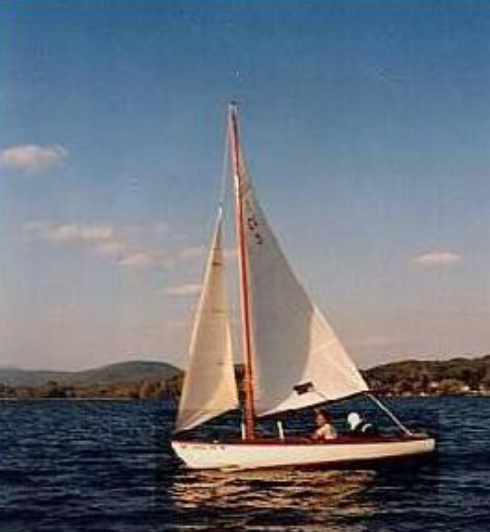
(245, 203, 263, 245)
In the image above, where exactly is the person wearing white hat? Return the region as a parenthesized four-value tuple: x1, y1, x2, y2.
(347, 411, 376, 436)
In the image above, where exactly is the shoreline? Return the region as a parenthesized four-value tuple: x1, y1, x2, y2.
(1, 394, 489, 403)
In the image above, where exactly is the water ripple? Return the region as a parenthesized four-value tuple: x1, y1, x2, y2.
(1, 398, 489, 531)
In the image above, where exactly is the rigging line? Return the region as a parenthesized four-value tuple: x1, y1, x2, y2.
(219, 119, 230, 209)
(366, 393, 413, 436)
(283, 388, 411, 436)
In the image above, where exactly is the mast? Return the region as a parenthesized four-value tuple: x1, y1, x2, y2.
(228, 102, 256, 440)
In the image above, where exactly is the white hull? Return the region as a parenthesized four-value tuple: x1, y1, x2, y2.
(171, 436, 436, 471)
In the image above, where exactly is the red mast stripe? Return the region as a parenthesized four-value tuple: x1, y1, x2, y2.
(228, 104, 256, 441)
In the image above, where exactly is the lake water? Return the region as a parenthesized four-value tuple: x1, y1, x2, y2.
(1, 397, 489, 531)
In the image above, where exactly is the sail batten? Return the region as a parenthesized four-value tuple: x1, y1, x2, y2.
(175, 210, 238, 433)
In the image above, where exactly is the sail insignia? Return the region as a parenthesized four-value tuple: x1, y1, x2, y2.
(293, 382, 315, 396)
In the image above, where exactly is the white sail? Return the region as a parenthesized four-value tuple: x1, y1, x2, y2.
(175, 210, 239, 432)
(236, 160, 368, 417)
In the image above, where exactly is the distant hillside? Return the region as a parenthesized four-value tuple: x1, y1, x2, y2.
(2, 355, 490, 399)
(0, 360, 181, 387)
(0, 368, 71, 387)
(364, 355, 490, 395)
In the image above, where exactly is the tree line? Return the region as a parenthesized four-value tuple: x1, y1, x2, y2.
(1, 355, 490, 400)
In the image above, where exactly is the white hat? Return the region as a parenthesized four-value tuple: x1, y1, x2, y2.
(347, 412, 361, 429)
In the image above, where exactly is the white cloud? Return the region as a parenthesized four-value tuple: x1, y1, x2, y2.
(23, 219, 214, 272)
(117, 252, 155, 269)
(164, 283, 202, 297)
(24, 221, 155, 271)
(1, 144, 67, 172)
(23, 220, 55, 233)
(44, 224, 84, 242)
(411, 250, 462, 269)
(94, 240, 128, 258)
(33, 223, 116, 244)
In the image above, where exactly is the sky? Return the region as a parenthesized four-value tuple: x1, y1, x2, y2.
(0, 0, 489, 371)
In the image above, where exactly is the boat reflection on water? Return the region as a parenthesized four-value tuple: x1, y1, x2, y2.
(167, 468, 379, 532)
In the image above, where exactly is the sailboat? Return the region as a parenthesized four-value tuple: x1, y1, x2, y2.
(171, 104, 435, 471)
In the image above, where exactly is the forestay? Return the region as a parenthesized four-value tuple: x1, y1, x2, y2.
(236, 153, 369, 417)
(175, 210, 239, 432)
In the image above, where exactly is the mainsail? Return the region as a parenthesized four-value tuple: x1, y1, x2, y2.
(175, 209, 238, 432)
(232, 124, 368, 417)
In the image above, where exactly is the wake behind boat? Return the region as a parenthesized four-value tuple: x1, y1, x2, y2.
(171, 104, 435, 471)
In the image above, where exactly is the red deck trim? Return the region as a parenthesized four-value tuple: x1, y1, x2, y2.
(172, 434, 432, 447)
